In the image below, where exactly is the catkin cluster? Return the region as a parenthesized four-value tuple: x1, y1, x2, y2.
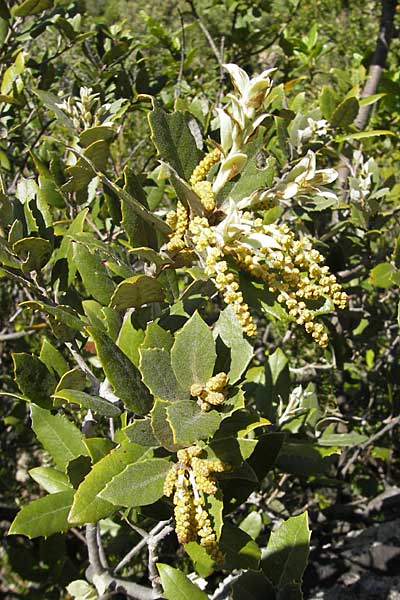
(190, 372, 229, 411)
(165, 151, 348, 347)
(163, 445, 228, 561)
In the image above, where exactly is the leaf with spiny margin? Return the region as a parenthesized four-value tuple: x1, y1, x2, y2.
(261, 512, 310, 590)
(12, 353, 56, 409)
(29, 467, 72, 494)
(214, 305, 253, 384)
(122, 419, 159, 447)
(110, 274, 164, 310)
(142, 321, 173, 351)
(31, 404, 89, 471)
(99, 457, 170, 507)
(171, 312, 216, 391)
(220, 523, 261, 570)
(52, 389, 121, 417)
(68, 443, 147, 525)
(151, 399, 182, 451)
(140, 348, 188, 402)
(148, 102, 202, 180)
(73, 242, 115, 305)
(89, 326, 153, 415)
(9, 490, 74, 539)
(157, 564, 208, 600)
(167, 400, 222, 445)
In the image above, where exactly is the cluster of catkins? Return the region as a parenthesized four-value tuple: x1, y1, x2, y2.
(165, 149, 347, 347)
(190, 372, 229, 412)
(163, 445, 229, 562)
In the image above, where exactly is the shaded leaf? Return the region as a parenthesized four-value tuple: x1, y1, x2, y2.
(261, 512, 310, 590)
(73, 242, 115, 305)
(220, 523, 261, 570)
(52, 389, 121, 417)
(214, 305, 253, 384)
(123, 419, 159, 447)
(151, 399, 182, 452)
(13, 353, 56, 408)
(110, 274, 164, 310)
(89, 326, 153, 415)
(330, 96, 359, 128)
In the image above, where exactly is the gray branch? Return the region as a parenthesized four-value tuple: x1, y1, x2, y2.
(86, 523, 156, 600)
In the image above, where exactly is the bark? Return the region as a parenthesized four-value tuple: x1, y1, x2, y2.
(354, 0, 397, 130)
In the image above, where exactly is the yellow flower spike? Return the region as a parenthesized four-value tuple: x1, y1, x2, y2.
(190, 148, 222, 186)
(192, 180, 216, 212)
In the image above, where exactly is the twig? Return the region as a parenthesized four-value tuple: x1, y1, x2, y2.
(86, 523, 154, 600)
(65, 341, 100, 393)
(114, 520, 171, 574)
(175, 10, 186, 100)
(210, 570, 244, 600)
(186, 0, 222, 65)
(0, 330, 36, 341)
(148, 525, 174, 594)
(341, 415, 400, 477)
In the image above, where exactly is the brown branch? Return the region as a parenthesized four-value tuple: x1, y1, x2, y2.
(354, 0, 397, 130)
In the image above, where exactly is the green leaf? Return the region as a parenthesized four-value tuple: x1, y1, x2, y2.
(317, 431, 367, 447)
(52, 389, 121, 417)
(184, 542, 215, 577)
(12, 0, 53, 17)
(369, 262, 395, 288)
(73, 242, 115, 305)
(122, 419, 159, 447)
(39, 338, 69, 378)
(83, 438, 116, 464)
(117, 313, 144, 367)
(21, 301, 84, 332)
(268, 348, 288, 386)
(171, 312, 216, 390)
(110, 275, 164, 310)
(13, 353, 56, 408)
(319, 85, 337, 120)
(9, 490, 74, 539)
(89, 326, 153, 415)
(33, 89, 75, 130)
(232, 571, 275, 600)
(220, 523, 261, 570)
(31, 404, 89, 471)
(38, 175, 65, 209)
(99, 457, 170, 507)
(335, 129, 393, 142)
(151, 399, 182, 451)
(261, 512, 310, 590)
(140, 348, 188, 402)
(167, 401, 222, 445)
(276, 442, 338, 476)
(148, 102, 202, 180)
(68, 443, 147, 525)
(157, 564, 208, 600)
(13, 237, 52, 273)
(142, 321, 174, 351)
(55, 368, 87, 394)
(79, 126, 115, 147)
(29, 467, 72, 494)
(214, 305, 253, 384)
(330, 96, 359, 128)
(239, 512, 263, 540)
